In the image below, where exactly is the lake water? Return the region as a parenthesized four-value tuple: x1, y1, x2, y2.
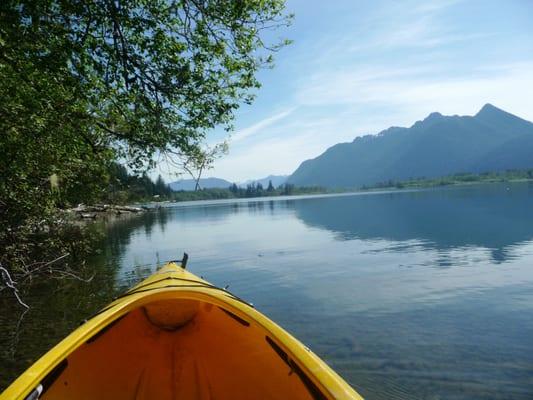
(2, 182, 533, 399)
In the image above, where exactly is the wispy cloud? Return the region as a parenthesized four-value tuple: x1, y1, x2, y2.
(230, 108, 295, 142)
(295, 61, 533, 121)
(292, 0, 532, 122)
(346, 0, 468, 51)
(412, 0, 464, 14)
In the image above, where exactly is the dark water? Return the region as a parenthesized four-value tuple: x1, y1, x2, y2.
(2, 183, 533, 399)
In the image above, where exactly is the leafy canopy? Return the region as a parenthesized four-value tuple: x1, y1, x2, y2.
(0, 0, 292, 227)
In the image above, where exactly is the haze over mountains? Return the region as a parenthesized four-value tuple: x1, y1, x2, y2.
(288, 104, 533, 189)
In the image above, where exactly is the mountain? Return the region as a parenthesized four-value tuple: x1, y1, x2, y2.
(169, 177, 232, 191)
(240, 175, 288, 188)
(288, 104, 533, 188)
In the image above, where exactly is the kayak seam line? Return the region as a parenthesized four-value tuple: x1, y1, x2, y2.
(125, 276, 208, 293)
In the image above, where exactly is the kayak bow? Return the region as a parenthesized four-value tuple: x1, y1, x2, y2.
(1, 262, 363, 400)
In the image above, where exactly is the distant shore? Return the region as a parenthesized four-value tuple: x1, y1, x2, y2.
(156, 170, 533, 204)
(360, 170, 533, 191)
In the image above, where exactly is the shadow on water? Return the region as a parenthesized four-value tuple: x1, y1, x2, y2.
(0, 211, 171, 390)
(0, 261, 118, 390)
(293, 183, 533, 263)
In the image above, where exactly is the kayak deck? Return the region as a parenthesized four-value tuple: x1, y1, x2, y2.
(1, 263, 363, 400)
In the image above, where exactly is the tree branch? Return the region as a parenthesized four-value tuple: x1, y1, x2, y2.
(0, 265, 29, 309)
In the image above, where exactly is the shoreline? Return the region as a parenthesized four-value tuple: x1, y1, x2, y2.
(139, 178, 533, 209)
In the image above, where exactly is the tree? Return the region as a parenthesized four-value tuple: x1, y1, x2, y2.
(229, 183, 239, 193)
(281, 183, 294, 195)
(267, 180, 274, 192)
(173, 142, 229, 191)
(245, 184, 255, 197)
(155, 175, 171, 197)
(107, 164, 172, 201)
(0, 0, 293, 227)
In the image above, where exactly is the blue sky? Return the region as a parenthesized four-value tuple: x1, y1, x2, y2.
(161, 0, 533, 183)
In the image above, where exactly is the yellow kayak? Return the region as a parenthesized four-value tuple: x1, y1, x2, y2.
(1, 260, 363, 400)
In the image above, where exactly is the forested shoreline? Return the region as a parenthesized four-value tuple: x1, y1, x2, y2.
(361, 169, 533, 190)
(160, 168, 533, 203)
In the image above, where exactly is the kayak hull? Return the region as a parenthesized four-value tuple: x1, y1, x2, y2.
(1, 263, 362, 400)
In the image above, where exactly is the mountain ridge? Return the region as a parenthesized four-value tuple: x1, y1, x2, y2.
(288, 104, 533, 188)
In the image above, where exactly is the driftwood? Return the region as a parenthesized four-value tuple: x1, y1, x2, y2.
(113, 205, 144, 212)
(71, 204, 145, 218)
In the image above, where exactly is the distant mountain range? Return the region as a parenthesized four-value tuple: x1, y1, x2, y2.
(288, 104, 533, 188)
(169, 175, 288, 191)
(239, 175, 288, 188)
(168, 177, 232, 191)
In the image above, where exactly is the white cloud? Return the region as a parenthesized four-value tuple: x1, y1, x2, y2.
(230, 108, 295, 142)
(346, 0, 470, 52)
(295, 60, 533, 122)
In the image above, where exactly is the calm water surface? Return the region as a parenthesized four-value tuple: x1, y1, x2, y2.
(2, 183, 533, 399)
